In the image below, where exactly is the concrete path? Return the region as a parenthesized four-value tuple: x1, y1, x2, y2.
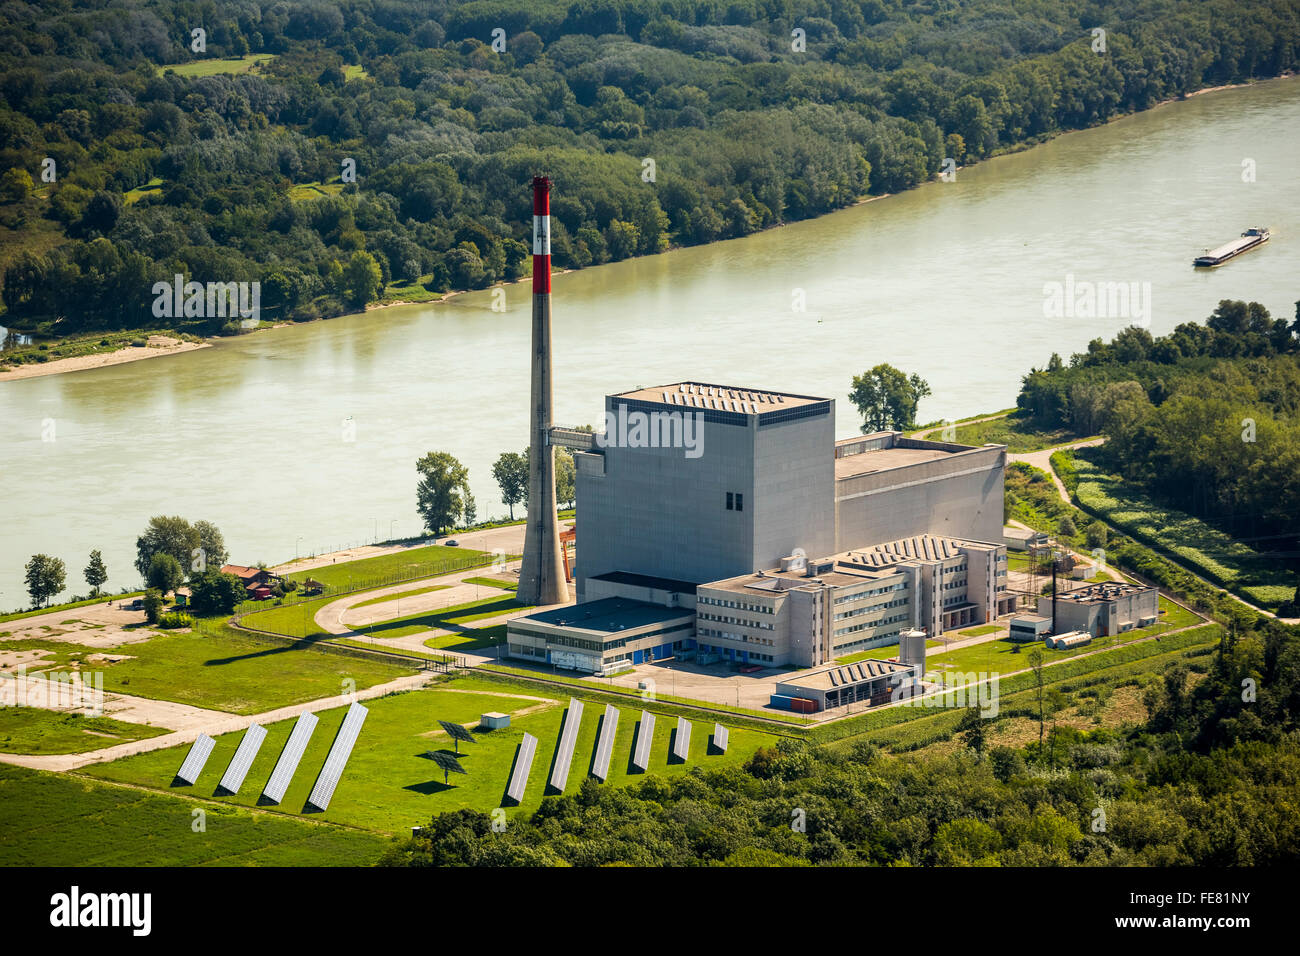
(1008, 438, 1105, 503)
(273, 522, 529, 578)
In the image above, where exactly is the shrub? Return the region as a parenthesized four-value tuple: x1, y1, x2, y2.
(158, 611, 194, 629)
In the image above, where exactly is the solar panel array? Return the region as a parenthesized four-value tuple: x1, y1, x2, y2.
(713, 723, 729, 753)
(218, 723, 267, 794)
(632, 711, 655, 771)
(176, 734, 215, 784)
(548, 698, 584, 793)
(506, 732, 538, 804)
(591, 704, 619, 782)
(672, 717, 692, 762)
(307, 701, 368, 811)
(439, 719, 477, 752)
(262, 710, 319, 805)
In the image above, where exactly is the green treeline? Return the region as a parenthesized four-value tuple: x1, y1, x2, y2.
(384, 617, 1300, 866)
(2, 0, 1298, 334)
(1018, 300, 1300, 548)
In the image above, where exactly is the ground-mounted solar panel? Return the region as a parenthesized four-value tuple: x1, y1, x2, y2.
(713, 723, 729, 754)
(175, 734, 215, 784)
(548, 698, 584, 793)
(506, 732, 538, 804)
(218, 723, 267, 794)
(672, 717, 691, 762)
(439, 719, 477, 753)
(423, 749, 468, 784)
(307, 701, 368, 811)
(591, 704, 619, 782)
(632, 711, 655, 771)
(262, 711, 319, 804)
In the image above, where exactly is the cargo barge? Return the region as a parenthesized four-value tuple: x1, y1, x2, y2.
(1193, 227, 1270, 267)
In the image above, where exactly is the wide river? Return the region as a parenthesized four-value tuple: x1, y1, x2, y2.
(4, 78, 1299, 606)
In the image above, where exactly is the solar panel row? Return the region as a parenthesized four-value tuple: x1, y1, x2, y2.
(672, 717, 691, 762)
(262, 711, 319, 804)
(714, 723, 729, 753)
(548, 698, 584, 793)
(307, 701, 368, 811)
(175, 734, 215, 784)
(218, 723, 267, 794)
(591, 704, 619, 782)
(506, 732, 538, 804)
(632, 711, 655, 771)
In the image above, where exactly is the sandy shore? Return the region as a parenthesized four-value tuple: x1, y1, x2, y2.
(0, 335, 210, 382)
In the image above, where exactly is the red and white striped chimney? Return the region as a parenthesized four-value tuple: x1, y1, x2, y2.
(532, 175, 551, 295)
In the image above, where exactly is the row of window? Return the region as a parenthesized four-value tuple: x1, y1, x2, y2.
(698, 595, 774, 615)
(833, 597, 909, 621)
(832, 580, 907, 604)
(697, 611, 774, 631)
(836, 612, 911, 636)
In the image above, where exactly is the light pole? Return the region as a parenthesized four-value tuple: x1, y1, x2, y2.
(296, 535, 303, 559)
(390, 519, 397, 542)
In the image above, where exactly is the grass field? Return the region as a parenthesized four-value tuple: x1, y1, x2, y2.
(1067, 450, 1293, 609)
(288, 181, 344, 201)
(84, 676, 780, 833)
(0, 764, 390, 866)
(0, 709, 167, 754)
(350, 585, 450, 610)
(941, 411, 1088, 453)
(94, 626, 414, 714)
(361, 595, 533, 640)
(281, 544, 493, 591)
(956, 624, 1001, 638)
(156, 54, 274, 77)
(461, 576, 518, 590)
(125, 177, 163, 204)
(836, 639, 941, 663)
(924, 597, 1199, 677)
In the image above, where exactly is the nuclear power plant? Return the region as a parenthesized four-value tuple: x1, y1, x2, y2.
(508, 177, 1017, 707)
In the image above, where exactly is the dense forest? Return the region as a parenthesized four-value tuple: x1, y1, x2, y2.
(2, 0, 1298, 335)
(385, 616, 1300, 866)
(1017, 301, 1300, 548)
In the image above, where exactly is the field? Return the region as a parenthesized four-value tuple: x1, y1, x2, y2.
(0, 709, 167, 755)
(1066, 450, 1293, 609)
(155, 54, 275, 77)
(925, 597, 1199, 677)
(944, 412, 1087, 453)
(83, 676, 780, 834)
(92, 625, 414, 714)
(351, 585, 449, 609)
(124, 177, 163, 205)
(280, 543, 494, 591)
(360, 595, 533, 640)
(288, 181, 345, 201)
(0, 764, 390, 866)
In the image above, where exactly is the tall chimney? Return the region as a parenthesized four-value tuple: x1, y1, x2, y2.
(517, 175, 569, 606)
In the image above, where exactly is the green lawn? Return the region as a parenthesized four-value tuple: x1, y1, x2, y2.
(84, 677, 779, 833)
(288, 180, 345, 201)
(350, 585, 450, 610)
(360, 595, 534, 640)
(0, 709, 167, 754)
(125, 177, 163, 204)
(949, 412, 1089, 453)
(956, 624, 1002, 638)
(836, 639, 941, 663)
(925, 598, 1200, 677)
(461, 576, 518, 590)
(96, 626, 415, 714)
(0, 764, 389, 866)
(282, 544, 493, 591)
(239, 595, 336, 639)
(423, 623, 506, 654)
(156, 54, 274, 77)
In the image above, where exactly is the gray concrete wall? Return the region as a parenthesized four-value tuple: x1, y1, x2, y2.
(753, 410, 836, 569)
(835, 446, 1006, 550)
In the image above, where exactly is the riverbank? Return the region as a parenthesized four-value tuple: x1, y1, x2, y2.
(0, 335, 210, 382)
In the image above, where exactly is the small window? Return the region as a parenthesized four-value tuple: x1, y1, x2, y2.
(735, 493, 744, 512)
(726, 492, 734, 510)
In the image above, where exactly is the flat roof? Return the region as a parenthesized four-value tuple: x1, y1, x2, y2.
(590, 570, 698, 595)
(834, 445, 951, 479)
(778, 659, 912, 692)
(514, 597, 693, 636)
(613, 382, 827, 415)
(1057, 582, 1153, 604)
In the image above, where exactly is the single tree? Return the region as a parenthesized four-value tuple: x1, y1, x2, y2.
(135, 515, 199, 579)
(957, 705, 988, 761)
(416, 451, 469, 535)
(849, 364, 932, 432)
(492, 451, 528, 520)
(142, 588, 164, 624)
(24, 554, 66, 607)
(147, 552, 184, 596)
(462, 488, 478, 528)
(556, 447, 576, 509)
(84, 549, 108, 596)
(188, 569, 246, 616)
(192, 520, 229, 572)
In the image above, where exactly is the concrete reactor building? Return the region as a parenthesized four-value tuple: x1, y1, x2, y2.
(508, 379, 1014, 674)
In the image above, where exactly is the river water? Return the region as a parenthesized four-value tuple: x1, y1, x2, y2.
(4, 78, 1298, 607)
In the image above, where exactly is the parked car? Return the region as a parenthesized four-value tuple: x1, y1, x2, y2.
(445, 539, 459, 547)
